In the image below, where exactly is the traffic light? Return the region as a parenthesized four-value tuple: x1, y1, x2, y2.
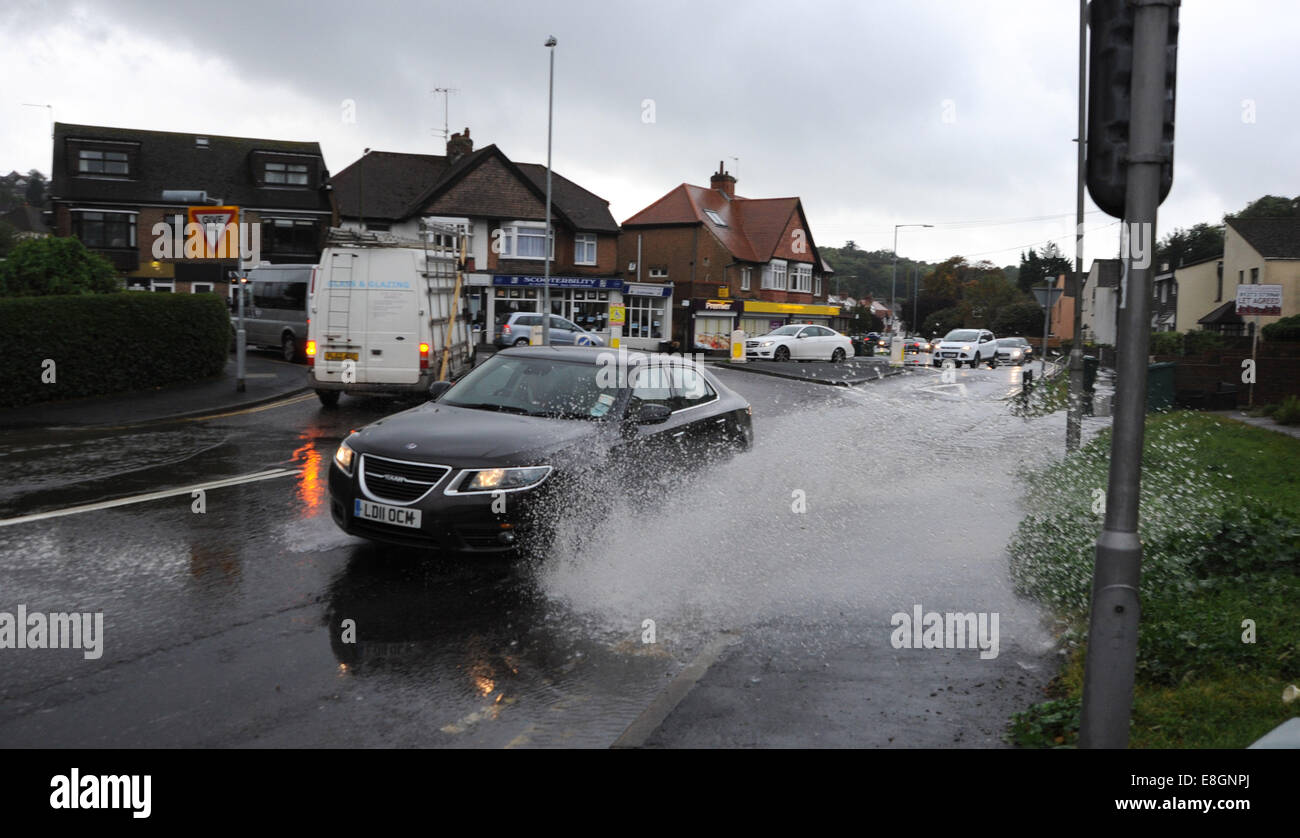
(1086, 0, 1179, 219)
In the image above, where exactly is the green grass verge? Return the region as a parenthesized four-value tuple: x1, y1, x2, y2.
(1007, 411, 1300, 748)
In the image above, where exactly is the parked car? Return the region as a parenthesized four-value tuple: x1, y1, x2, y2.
(899, 337, 931, 354)
(744, 324, 854, 362)
(494, 312, 605, 348)
(233, 263, 313, 362)
(931, 328, 999, 368)
(328, 346, 753, 555)
(996, 337, 1034, 365)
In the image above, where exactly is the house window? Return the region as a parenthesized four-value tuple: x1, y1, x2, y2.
(191, 283, 214, 293)
(741, 267, 751, 291)
(1251, 267, 1259, 284)
(762, 260, 787, 290)
(264, 161, 309, 186)
(1215, 264, 1223, 301)
(78, 149, 130, 176)
(704, 209, 727, 227)
(262, 218, 320, 254)
(150, 280, 175, 293)
(500, 223, 554, 260)
(649, 267, 668, 279)
(72, 210, 136, 248)
(791, 263, 813, 293)
(814, 274, 822, 296)
(575, 233, 597, 265)
(422, 217, 470, 252)
(195, 137, 209, 148)
(626, 295, 666, 339)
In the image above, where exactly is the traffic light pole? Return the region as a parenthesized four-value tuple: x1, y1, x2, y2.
(1067, 0, 1087, 451)
(1079, 0, 1174, 749)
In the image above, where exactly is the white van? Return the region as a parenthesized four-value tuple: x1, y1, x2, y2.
(306, 230, 471, 407)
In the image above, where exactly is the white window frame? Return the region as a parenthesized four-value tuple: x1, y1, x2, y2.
(150, 280, 175, 293)
(791, 263, 812, 293)
(814, 274, 822, 296)
(190, 283, 214, 294)
(704, 209, 727, 227)
(625, 294, 666, 339)
(500, 221, 554, 261)
(762, 259, 788, 291)
(741, 267, 751, 291)
(575, 233, 597, 266)
(648, 267, 668, 279)
(423, 216, 471, 254)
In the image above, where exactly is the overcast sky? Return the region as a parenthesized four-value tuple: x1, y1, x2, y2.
(4, 0, 1297, 266)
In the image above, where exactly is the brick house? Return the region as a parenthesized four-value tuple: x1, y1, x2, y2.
(49, 123, 335, 294)
(619, 162, 834, 353)
(330, 130, 625, 345)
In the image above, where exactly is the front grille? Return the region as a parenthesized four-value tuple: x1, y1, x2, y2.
(360, 454, 450, 503)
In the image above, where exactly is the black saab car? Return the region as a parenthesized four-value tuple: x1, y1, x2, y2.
(328, 346, 753, 555)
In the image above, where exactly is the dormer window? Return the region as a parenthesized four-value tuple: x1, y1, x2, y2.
(78, 149, 129, 175)
(195, 137, 209, 148)
(265, 161, 309, 186)
(704, 209, 727, 227)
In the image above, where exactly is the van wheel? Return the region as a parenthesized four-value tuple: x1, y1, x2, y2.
(316, 390, 340, 408)
(513, 338, 530, 346)
(282, 334, 301, 363)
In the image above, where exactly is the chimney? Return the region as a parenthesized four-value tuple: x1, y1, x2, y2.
(447, 127, 473, 163)
(710, 160, 736, 199)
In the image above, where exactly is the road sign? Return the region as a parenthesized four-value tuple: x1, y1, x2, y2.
(608, 304, 626, 326)
(1032, 286, 1065, 308)
(187, 206, 239, 259)
(1236, 284, 1282, 317)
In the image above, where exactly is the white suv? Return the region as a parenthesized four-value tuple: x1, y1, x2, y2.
(931, 328, 999, 369)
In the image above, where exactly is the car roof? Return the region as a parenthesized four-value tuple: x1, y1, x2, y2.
(496, 345, 700, 367)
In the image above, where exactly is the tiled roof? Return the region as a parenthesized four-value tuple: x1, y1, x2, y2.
(50, 123, 332, 213)
(330, 145, 617, 232)
(622, 183, 813, 264)
(1227, 217, 1300, 259)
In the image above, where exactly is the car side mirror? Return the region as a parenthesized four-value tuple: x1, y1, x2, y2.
(796, 333, 806, 339)
(634, 402, 673, 425)
(428, 380, 453, 401)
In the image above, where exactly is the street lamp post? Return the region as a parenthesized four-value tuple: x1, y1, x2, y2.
(892, 223, 932, 335)
(542, 36, 557, 346)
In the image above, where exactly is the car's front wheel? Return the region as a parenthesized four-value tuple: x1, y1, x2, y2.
(774, 345, 791, 361)
(969, 354, 979, 369)
(988, 356, 998, 369)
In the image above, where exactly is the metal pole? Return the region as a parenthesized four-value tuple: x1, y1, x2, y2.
(1067, 0, 1088, 450)
(235, 268, 246, 393)
(542, 37, 556, 346)
(1042, 276, 1052, 377)
(891, 226, 898, 334)
(1079, 0, 1171, 749)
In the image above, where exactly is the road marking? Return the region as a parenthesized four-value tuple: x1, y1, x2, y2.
(180, 392, 316, 423)
(0, 468, 301, 528)
(611, 631, 739, 749)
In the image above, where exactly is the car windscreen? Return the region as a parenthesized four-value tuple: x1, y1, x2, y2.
(440, 356, 614, 420)
(997, 338, 1023, 346)
(767, 325, 804, 336)
(943, 330, 979, 341)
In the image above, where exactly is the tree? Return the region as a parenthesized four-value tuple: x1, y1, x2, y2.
(23, 170, 48, 207)
(1018, 244, 1071, 295)
(0, 221, 15, 258)
(923, 305, 964, 337)
(1227, 195, 1300, 220)
(0, 236, 120, 297)
(992, 301, 1043, 337)
(1155, 222, 1223, 268)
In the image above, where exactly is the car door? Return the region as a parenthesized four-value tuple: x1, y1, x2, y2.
(625, 364, 694, 465)
(790, 325, 811, 359)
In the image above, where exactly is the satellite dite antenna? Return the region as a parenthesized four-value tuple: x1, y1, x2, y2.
(431, 87, 459, 152)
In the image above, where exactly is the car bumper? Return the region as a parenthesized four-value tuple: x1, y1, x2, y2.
(328, 461, 544, 553)
(310, 371, 436, 395)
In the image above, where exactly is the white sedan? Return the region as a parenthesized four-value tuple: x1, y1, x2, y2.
(745, 324, 854, 362)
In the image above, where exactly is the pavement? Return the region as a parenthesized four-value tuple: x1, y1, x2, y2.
(1211, 408, 1300, 440)
(708, 355, 904, 385)
(0, 351, 310, 430)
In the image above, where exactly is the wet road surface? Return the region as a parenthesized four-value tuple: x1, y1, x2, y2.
(0, 361, 1102, 747)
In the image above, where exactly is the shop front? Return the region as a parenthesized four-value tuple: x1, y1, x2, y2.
(741, 301, 841, 336)
(487, 274, 622, 340)
(690, 298, 741, 354)
(620, 281, 673, 350)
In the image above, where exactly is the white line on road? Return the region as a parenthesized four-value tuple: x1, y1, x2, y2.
(0, 468, 302, 528)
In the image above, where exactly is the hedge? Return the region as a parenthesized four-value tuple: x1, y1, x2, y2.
(1261, 313, 1300, 342)
(0, 293, 230, 407)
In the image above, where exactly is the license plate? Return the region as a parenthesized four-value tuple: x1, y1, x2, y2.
(354, 499, 422, 528)
(325, 351, 358, 361)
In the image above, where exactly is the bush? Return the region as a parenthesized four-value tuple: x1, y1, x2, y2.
(1182, 329, 1224, 355)
(1275, 394, 1300, 425)
(1261, 313, 1300, 342)
(1149, 331, 1182, 355)
(0, 236, 120, 296)
(0, 293, 230, 407)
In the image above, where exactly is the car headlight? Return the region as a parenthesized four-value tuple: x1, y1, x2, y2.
(454, 466, 552, 493)
(1011, 349, 1022, 358)
(333, 439, 356, 475)
(961, 345, 972, 352)
(759, 341, 774, 348)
